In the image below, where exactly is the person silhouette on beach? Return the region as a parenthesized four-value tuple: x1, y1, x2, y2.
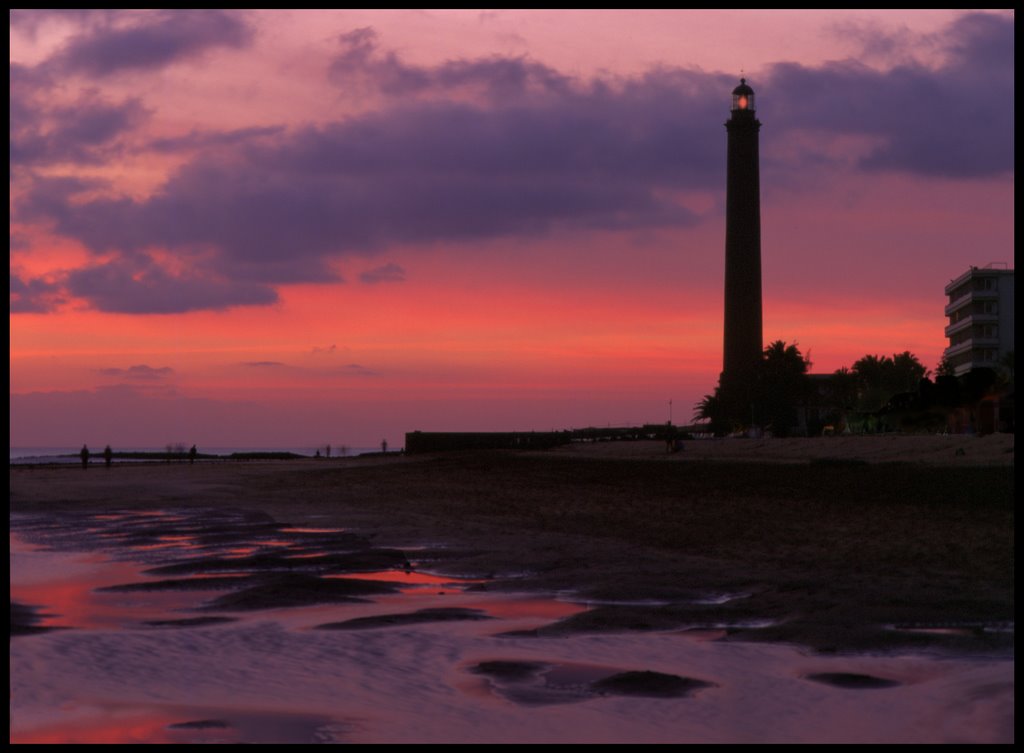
(189, 445, 197, 465)
(103, 445, 113, 468)
(80, 444, 90, 469)
(381, 439, 388, 454)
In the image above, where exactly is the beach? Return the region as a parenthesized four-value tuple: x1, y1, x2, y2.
(10, 434, 1014, 743)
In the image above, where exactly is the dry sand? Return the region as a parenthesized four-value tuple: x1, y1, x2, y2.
(552, 431, 1015, 464)
(9, 434, 1015, 743)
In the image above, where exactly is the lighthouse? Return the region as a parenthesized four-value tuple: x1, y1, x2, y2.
(721, 78, 763, 405)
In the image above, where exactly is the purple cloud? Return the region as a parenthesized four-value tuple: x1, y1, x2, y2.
(20, 80, 709, 271)
(65, 257, 278, 314)
(146, 125, 285, 154)
(47, 10, 255, 77)
(342, 363, 380, 377)
(360, 263, 406, 284)
(10, 272, 64, 314)
(765, 12, 1013, 178)
(10, 72, 150, 166)
(330, 26, 571, 100)
(98, 364, 175, 380)
(10, 12, 252, 168)
(11, 12, 1011, 315)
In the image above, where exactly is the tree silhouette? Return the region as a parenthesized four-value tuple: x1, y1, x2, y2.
(754, 340, 811, 436)
(892, 351, 928, 389)
(697, 340, 812, 435)
(935, 354, 957, 378)
(693, 387, 729, 436)
(850, 352, 927, 412)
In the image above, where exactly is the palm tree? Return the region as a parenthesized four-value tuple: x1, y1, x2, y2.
(693, 389, 727, 436)
(851, 352, 927, 413)
(892, 351, 929, 390)
(755, 340, 811, 436)
(935, 353, 957, 378)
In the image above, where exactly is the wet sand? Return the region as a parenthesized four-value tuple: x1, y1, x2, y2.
(9, 435, 1015, 742)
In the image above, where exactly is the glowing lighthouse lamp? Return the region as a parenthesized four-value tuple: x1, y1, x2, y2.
(731, 78, 755, 113)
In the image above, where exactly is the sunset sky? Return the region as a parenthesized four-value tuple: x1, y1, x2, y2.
(9, 10, 1014, 449)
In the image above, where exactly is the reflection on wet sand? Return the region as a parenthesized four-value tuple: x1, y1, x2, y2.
(10, 507, 604, 743)
(12, 703, 344, 744)
(10, 507, 1015, 745)
(10, 538, 224, 630)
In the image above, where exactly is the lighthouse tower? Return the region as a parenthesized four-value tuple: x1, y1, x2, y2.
(721, 78, 763, 404)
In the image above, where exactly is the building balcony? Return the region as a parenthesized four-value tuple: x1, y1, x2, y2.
(944, 341, 972, 359)
(944, 312, 999, 338)
(965, 336, 1001, 348)
(952, 355, 1003, 377)
(945, 318, 971, 338)
(944, 267, 978, 296)
(944, 290, 999, 317)
(944, 293, 972, 316)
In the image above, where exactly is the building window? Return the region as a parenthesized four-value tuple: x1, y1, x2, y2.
(974, 349, 999, 363)
(974, 277, 996, 291)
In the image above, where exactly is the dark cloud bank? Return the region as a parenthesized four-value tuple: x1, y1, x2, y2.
(10, 11, 1013, 314)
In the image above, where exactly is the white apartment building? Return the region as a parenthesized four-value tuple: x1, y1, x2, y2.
(943, 265, 1014, 377)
